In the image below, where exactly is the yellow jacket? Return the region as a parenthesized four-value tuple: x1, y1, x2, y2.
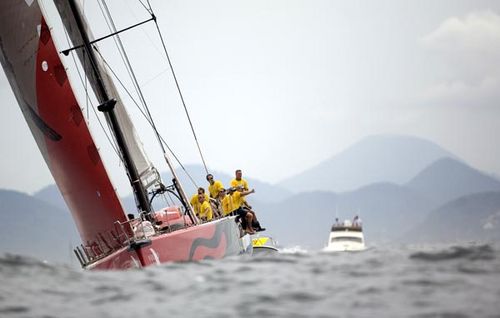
(208, 180, 224, 198)
(197, 200, 213, 221)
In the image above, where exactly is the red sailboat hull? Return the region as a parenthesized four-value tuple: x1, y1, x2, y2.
(88, 217, 251, 270)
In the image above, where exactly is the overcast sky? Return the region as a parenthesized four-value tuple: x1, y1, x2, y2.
(1, 0, 500, 195)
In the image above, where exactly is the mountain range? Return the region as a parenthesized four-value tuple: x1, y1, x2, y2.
(0, 190, 79, 264)
(2, 135, 500, 262)
(404, 191, 500, 243)
(278, 135, 456, 193)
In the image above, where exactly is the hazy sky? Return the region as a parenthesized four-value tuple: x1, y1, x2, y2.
(1, 0, 500, 195)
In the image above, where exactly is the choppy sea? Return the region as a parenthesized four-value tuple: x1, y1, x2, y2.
(1, 243, 499, 318)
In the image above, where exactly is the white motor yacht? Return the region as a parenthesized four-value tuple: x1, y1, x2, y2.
(323, 220, 365, 252)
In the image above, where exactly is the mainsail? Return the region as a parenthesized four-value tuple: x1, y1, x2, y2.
(0, 0, 127, 246)
(53, 0, 160, 189)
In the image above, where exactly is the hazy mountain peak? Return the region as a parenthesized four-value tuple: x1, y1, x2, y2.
(406, 157, 500, 206)
(278, 134, 455, 193)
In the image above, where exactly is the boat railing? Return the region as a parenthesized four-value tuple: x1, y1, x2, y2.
(73, 207, 239, 267)
(331, 225, 363, 232)
(74, 219, 138, 268)
(116, 219, 134, 245)
(73, 237, 115, 268)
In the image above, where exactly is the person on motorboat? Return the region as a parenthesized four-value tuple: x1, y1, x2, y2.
(334, 218, 341, 227)
(352, 215, 363, 228)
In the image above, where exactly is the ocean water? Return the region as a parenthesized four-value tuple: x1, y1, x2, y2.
(1, 243, 500, 318)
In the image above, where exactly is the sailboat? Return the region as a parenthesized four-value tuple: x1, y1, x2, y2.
(0, 0, 252, 269)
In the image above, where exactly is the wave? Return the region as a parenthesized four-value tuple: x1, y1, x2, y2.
(409, 244, 495, 262)
(278, 245, 309, 254)
(0, 253, 53, 269)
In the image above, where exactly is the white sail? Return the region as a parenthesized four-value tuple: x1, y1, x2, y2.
(53, 0, 160, 189)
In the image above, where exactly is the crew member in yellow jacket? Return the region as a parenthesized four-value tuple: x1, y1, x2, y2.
(230, 169, 249, 191)
(230, 169, 251, 207)
(195, 194, 213, 222)
(190, 187, 210, 215)
(206, 174, 224, 199)
(218, 187, 256, 234)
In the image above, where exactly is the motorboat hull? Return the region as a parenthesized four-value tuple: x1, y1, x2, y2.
(253, 246, 279, 255)
(251, 234, 279, 256)
(323, 244, 366, 252)
(324, 227, 365, 252)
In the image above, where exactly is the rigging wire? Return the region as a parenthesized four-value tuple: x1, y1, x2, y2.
(140, 68, 169, 88)
(61, 0, 209, 190)
(84, 50, 89, 120)
(123, 1, 168, 66)
(99, 0, 171, 173)
(97, 0, 148, 115)
(145, 0, 210, 176)
(98, 0, 206, 189)
(62, 27, 121, 158)
(81, 0, 89, 119)
(93, 48, 199, 188)
(162, 191, 175, 207)
(136, 0, 150, 13)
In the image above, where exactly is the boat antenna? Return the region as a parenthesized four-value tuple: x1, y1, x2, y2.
(66, 0, 152, 216)
(143, 0, 210, 176)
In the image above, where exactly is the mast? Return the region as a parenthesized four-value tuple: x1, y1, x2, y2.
(66, 0, 152, 215)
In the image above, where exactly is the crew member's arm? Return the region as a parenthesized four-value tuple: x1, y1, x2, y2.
(240, 189, 255, 197)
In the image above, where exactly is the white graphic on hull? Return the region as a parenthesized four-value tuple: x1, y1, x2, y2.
(149, 248, 160, 265)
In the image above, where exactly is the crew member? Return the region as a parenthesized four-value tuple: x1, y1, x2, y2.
(190, 187, 210, 216)
(206, 174, 224, 198)
(196, 193, 213, 222)
(219, 187, 256, 234)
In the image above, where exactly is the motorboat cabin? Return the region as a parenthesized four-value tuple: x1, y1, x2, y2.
(323, 219, 365, 252)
